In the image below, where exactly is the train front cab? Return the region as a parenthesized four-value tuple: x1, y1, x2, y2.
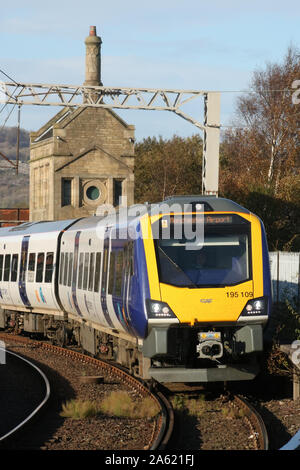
(141, 208, 271, 383)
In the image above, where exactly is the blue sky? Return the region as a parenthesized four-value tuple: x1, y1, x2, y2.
(0, 0, 300, 141)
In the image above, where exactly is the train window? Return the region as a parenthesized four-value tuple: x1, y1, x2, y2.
(94, 252, 101, 292)
(108, 251, 115, 295)
(11, 254, 18, 282)
(77, 253, 84, 289)
(63, 253, 69, 286)
(128, 242, 134, 277)
(115, 250, 124, 296)
(4, 254, 11, 281)
(72, 254, 78, 287)
(101, 246, 108, 294)
(88, 252, 95, 291)
(0, 254, 3, 281)
(67, 253, 73, 287)
(83, 253, 89, 290)
(36, 253, 45, 283)
(59, 253, 64, 285)
(45, 252, 54, 283)
(155, 228, 251, 287)
(28, 253, 36, 282)
(19, 252, 27, 284)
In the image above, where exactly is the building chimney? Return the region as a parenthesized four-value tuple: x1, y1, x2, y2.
(84, 26, 102, 86)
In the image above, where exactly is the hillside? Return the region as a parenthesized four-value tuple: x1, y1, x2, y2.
(0, 126, 30, 162)
(0, 127, 29, 208)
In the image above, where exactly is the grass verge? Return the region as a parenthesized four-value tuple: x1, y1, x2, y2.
(60, 391, 160, 420)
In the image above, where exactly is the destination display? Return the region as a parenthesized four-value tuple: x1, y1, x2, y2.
(163, 214, 233, 225)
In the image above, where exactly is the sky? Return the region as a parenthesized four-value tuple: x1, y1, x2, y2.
(0, 0, 300, 141)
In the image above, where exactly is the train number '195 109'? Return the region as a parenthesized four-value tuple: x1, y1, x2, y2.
(226, 291, 253, 298)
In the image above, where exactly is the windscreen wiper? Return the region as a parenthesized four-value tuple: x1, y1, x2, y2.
(157, 246, 197, 288)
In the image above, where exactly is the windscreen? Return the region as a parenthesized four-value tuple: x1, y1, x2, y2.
(153, 214, 251, 287)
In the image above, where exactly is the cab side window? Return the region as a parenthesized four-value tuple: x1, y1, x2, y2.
(88, 253, 95, 291)
(94, 252, 101, 292)
(77, 253, 84, 289)
(67, 253, 73, 287)
(0, 255, 3, 281)
(115, 251, 124, 296)
(59, 253, 64, 285)
(83, 253, 89, 290)
(63, 253, 69, 286)
(108, 251, 115, 295)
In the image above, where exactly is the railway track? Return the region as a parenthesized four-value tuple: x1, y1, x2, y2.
(161, 386, 269, 450)
(0, 332, 268, 450)
(232, 394, 269, 450)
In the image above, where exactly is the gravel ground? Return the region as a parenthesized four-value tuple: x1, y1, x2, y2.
(259, 397, 300, 450)
(169, 394, 259, 450)
(233, 373, 300, 450)
(169, 390, 300, 450)
(1, 337, 299, 451)
(0, 342, 156, 450)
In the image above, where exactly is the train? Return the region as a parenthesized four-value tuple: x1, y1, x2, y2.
(0, 195, 272, 383)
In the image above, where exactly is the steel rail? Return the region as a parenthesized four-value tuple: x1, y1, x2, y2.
(157, 384, 269, 450)
(0, 347, 51, 443)
(39, 341, 174, 449)
(150, 389, 174, 450)
(232, 394, 269, 450)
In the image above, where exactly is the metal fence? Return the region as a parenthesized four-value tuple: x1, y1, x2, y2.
(269, 252, 300, 308)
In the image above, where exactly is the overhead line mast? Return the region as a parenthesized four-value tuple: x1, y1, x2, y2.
(0, 26, 220, 195)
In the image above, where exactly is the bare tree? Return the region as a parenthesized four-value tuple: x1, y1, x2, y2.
(222, 46, 300, 195)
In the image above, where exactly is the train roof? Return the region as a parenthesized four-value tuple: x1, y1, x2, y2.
(64, 212, 142, 232)
(0, 219, 78, 238)
(151, 196, 250, 214)
(0, 197, 250, 239)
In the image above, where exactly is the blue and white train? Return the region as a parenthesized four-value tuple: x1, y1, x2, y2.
(0, 196, 272, 383)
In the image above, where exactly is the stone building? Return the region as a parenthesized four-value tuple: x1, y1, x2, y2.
(29, 26, 135, 222)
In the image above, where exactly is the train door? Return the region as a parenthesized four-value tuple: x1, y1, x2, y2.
(17, 235, 30, 307)
(100, 230, 115, 328)
(122, 241, 134, 324)
(0, 239, 22, 308)
(57, 232, 77, 316)
(25, 234, 59, 311)
(70, 230, 84, 319)
(64, 230, 94, 320)
(41, 249, 57, 309)
(4, 238, 22, 307)
(92, 248, 104, 325)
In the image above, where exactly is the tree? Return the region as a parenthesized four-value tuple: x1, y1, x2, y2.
(134, 134, 203, 203)
(221, 46, 300, 196)
(218, 46, 300, 251)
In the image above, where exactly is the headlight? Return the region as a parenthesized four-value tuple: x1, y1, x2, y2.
(146, 300, 177, 319)
(151, 303, 161, 314)
(253, 300, 264, 310)
(240, 296, 268, 317)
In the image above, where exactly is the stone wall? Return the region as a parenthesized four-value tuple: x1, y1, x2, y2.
(29, 106, 135, 221)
